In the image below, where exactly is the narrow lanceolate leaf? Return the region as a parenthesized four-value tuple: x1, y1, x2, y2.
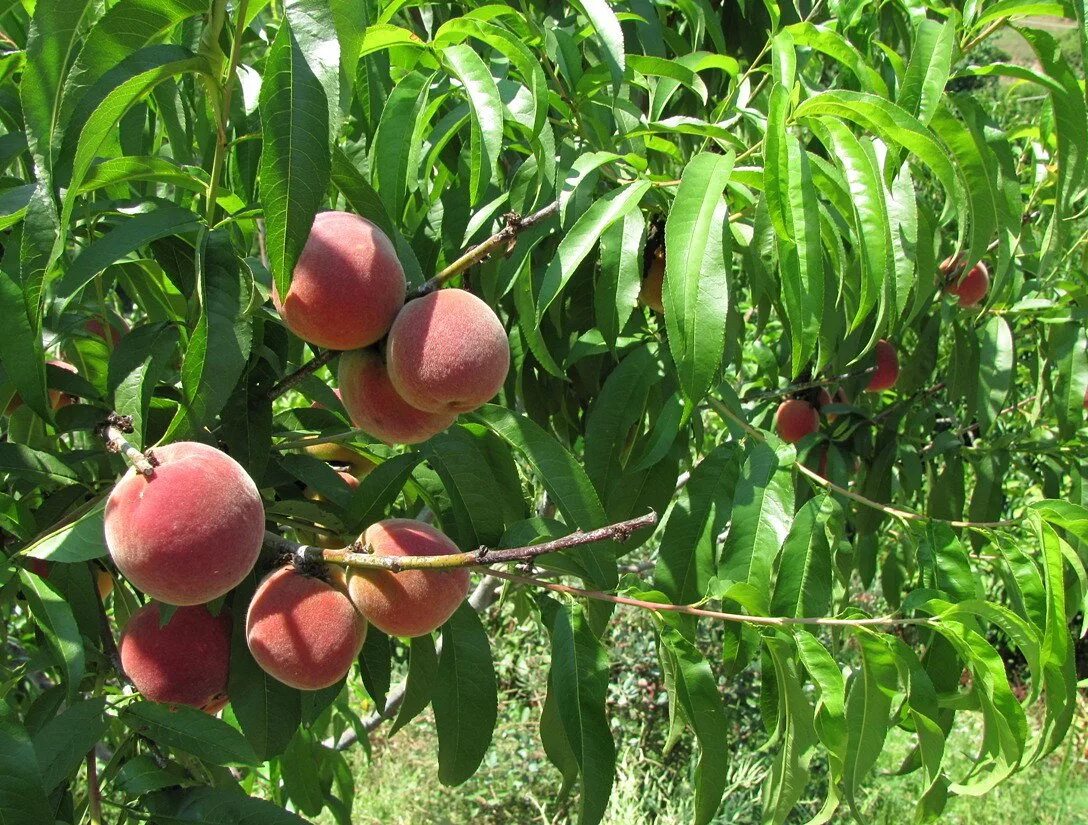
(0, 717, 53, 825)
(818, 117, 892, 336)
(1046, 321, 1088, 438)
(260, 17, 332, 299)
(761, 634, 818, 825)
(897, 19, 954, 126)
(766, 86, 822, 371)
(24, 497, 107, 563)
(0, 234, 48, 418)
(976, 316, 1014, 434)
(770, 494, 839, 618)
(423, 426, 507, 549)
(229, 619, 302, 761)
(659, 626, 729, 825)
(163, 233, 253, 439)
(286, 0, 342, 141)
(536, 182, 651, 322)
(843, 631, 899, 817)
(653, 443, 738, 605)
(664, 152, 733, 405)
(573, 0, 626, 93)
(793, 631, 848, 818)
(718, 441, 795, 596)
(390, 633, 438, 736)
(595, 208, 645, 348)
(433, 604, 498, 786)
(443, 45, 504, 205)
(372, 72, 432, 221)
(32, 698, 107, 792)
(549, 604, 615, 825)
(121, 702, 259, 766)
(145, 788, 310, 824)
(344, 452, 424, 533)
(18, 571, 84, 699)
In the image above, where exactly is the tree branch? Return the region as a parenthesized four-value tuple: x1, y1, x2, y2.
(95, 414, 157, 477)
(264, 511, 658, 572)
(266, 349, 336, 400)
(411, 201, 558, 298)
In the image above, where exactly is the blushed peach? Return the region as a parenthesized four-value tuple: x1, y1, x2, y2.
(385, 289, 510, 414)
(5, 360, 79, 415)
(338, 349, 457, 445)
(865, 340, 899, 392)
(775, 399, 819, 444)
(272, 211, 406, 350)
(119, 603, 231, 709)
(943, 257, 989, 308)
(104, 442, 265, 606)
(245, 566, 367, 690)
(346, 519, 470, 638)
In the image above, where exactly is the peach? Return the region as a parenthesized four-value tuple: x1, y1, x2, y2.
(865, 340, 899, 392)
(346, 519, 470, 638)
(775, 399, 819, 443)
(338, 349, 457, 445)
(272, 211, 406, 351)
(385, 289, 510, 414)
(640, 251, 665, 313)
(104, 441, 265, 606)
(85, 315, 129, 348)
(245, 566, 367, 690)
(5, 360, 79, 415)
(119, 603, 231, 709)
(303, 441, 376, 475)
(943, 257, 989, 308)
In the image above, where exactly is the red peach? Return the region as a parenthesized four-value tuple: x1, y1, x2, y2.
(386, 289, 510, 414)
(105, 442, 265, 606)
(346, 519, 470, 638)
(119, 603, 231, 709)
(775, 399, 819, 444)
(245, 566, 367, 690)
(272, 211, 406, 351)
(944, 258, 989, 308)
(865, 340, 899, 392)
(337, 349, 457, 445)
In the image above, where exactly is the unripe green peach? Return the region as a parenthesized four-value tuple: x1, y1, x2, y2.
(105, 442, 265, 606)
(246, 566, 367, 690)
(272, 211, 406, 351)
(338, 349, 457, 445)
(119, 603, 232, 710)
(386, 289, 510, 414)
(346, 519, 470, 638)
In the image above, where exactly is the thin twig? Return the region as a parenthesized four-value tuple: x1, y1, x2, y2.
(266, 349, 336, 400)
(95, 584, 127, 684)
(204, 0, 250, 225)
(706, 397, 1016, 530)
(484, 568, 934, 628)
(411, 201, 559, 298)
(264, 511, 658, 571)
(741, 367, 875, 403)
(87, 750, 102, 825)
(95, 415, 156, 477)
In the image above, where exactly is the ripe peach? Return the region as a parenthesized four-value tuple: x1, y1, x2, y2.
(346, 519, 470, 638)
(942, 257, 989, 308)
(775, 399, 819, 443)
(272, 211, 406, 351)
(119, 603, 231, 709)
(386, 289, 510, 414)
(5, 360, 79, 415)
(338, 349, 457, 445)
(245, 566, 366, 690)
(26, 558, 50, 579)
(865, 340, 899, 392)
(640, 251, 665, 313)
(85, 315, 129, 348)
(104, 441, 265, 606)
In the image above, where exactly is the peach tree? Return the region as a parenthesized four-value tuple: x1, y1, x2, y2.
(0, 0, 1086, 822)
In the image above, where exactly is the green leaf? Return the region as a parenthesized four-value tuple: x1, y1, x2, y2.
(442, 44, 503, 205)
(18, 570, 85, 699)
(357, 627, 391, 710)
(389, 633, 438, 736)
(653, 443, 737, 605)
(0, 716, 53, 825)
(897, 19, 954, 126)
(152, 787, 310, 824)
(422, 426, 508, 548)
(285, 0, 342, 142)
(23, 498, 108, 563)
(572, 0, 626, 93)
(664, 152, 732, 403)
(595, 207, 645, 348)
(106, 323, 180, 448)
(761, 634, 818, 825)
(121, 702, 259, 766)
(229, 617, 301, 762)
(32, 697, 107, 792)
(0, 443, 80, 485)
(843, 631, 899, 817)
(433, 604, 498, 786)
(536, 182, 651, 322)
(344, 452, 424, 533)
(658, 625, 729, 825)
(371, 71, 432, 221)
(2, 225, 49, 420)
(549, 604, 615, 825)
(259, 17, 332, 299)
(113, 755, 192, 796)
(976, 316, 1014, 434)
(770, 494, 839, 618)
(718, 440, 795, 596)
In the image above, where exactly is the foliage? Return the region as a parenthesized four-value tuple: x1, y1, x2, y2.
(0, 0, 1087, 823)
